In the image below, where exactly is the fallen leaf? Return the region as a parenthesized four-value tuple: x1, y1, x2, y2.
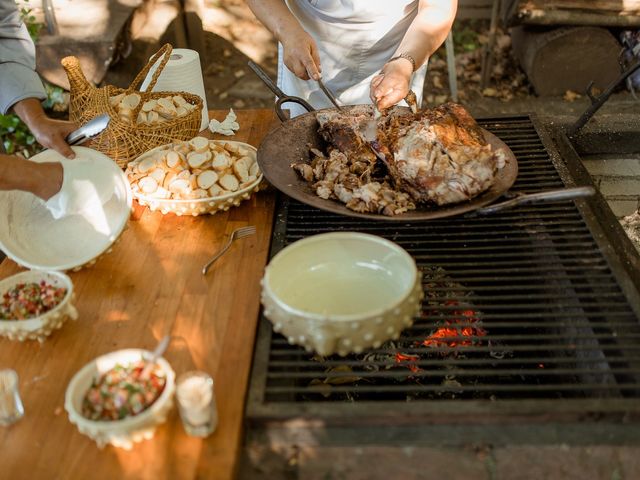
(223, 49, 232, 58)
(496, 34, 511, 50)
(308, 379, 332, 398)
(563, 90, 581, 102)
(218, 91, 229, 100)
(323, 365, 363, 385)
(432, 75, 443, 89)
(234, 70, 246, 79)
(233, 99, 246, 108)
(482, 87, 498, 97)
(435, 94, 449, 104)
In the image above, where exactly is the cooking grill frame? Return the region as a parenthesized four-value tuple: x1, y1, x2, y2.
(246, 114, 640, 437)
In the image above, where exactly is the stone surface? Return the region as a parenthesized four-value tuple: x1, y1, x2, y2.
(582, 158, 640, 177)
(239, 443, 640, 480)
(493, 446, 625, 480)
(578, 150, 640, 219)
(608, 200, 640, 218)
(597, 178, 640, 198)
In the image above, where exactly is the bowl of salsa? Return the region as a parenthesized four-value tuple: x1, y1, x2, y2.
(65, 348, 176, 449)
(0, 270, 77, 342)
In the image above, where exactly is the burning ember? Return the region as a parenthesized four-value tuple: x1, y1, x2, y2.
(394, 352, 421, 373)
(394, 299, 486, 374)
(422, 309, 486, 349)
(309, 267, 491, 393)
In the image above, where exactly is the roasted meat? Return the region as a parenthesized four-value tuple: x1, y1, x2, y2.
(291, 99, 505, 215)
(378, 102, 506, 205)
(292, 147, 415, 216)
(316, 111, 378, 164)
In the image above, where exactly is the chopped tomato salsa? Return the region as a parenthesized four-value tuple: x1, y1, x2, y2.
(0, 281, 67, 320)
(82, 361, 166, 421)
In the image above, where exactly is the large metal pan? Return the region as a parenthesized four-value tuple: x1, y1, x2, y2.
(250, 63, 594, 221)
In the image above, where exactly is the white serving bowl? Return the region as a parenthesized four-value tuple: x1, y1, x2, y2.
(261, 232, 423, 356)
(65, 348, 176, 450)
(129, 140, 264, 216)
(0, 146, 132, 272)
(0, 270, 77, 342)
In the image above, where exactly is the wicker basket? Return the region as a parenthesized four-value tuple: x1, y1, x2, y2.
(61, 44, 203, 168)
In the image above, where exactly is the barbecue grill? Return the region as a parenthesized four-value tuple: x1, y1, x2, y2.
(246, 114, 640, 445)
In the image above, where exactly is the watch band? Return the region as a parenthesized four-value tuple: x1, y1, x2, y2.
(386, 53, 417, 72)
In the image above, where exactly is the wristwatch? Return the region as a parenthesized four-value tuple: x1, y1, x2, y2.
(386, 53, 417, 72)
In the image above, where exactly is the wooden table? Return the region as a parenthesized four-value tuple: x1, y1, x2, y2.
(0, 109, 277, 480)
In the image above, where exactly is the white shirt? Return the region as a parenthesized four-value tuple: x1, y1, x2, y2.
(278, 0, 427, 116)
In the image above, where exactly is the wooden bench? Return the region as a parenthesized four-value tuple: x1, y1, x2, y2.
(502, 0, 636, 95)
(502, 0, 640, 27)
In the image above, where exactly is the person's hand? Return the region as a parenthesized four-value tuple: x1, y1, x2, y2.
(28, 116, 78, 159)
(31, 162, 64, 200)
(370, 58, 414, 110)
(0, 153, 63, 200)
(280, 26, 322, 80)
(12, 98, 78, 159)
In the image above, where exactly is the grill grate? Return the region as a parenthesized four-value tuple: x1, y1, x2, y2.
(247, 115, 640, 423)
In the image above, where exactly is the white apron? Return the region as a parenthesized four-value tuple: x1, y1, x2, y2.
(278, 0, 428, 117)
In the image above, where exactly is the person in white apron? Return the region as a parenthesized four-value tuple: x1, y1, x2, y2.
(245, 0, 457, 117)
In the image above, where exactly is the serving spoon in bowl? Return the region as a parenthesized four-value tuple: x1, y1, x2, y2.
(139, 335, 171, 380)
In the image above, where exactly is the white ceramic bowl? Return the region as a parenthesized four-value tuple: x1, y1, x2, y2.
(0, 146, 132, 272)
(129, 140, 264, 216)
(65, 348, 176, 450)
(261, 232, 423, 356)
(0, 270, 77, 342)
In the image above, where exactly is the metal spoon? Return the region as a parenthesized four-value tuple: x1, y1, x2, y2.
(139, 335, 171, 380)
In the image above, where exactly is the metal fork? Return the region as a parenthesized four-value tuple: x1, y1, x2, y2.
(201, 226, 256, 275)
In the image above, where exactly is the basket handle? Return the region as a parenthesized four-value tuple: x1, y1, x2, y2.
(128, 43, 173, 93)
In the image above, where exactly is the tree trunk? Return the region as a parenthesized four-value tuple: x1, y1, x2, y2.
(511, 26, 622, 96)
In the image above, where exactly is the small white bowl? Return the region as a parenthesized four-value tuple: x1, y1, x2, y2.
(129, 140, 264, 216)
(261, 232, 423, 356)
(0, 270, 77, 342)
(65, 348, 176, 450)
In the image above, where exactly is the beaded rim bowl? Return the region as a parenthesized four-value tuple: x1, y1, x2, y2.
(261, 232, 423, 356)
(128, 140, 264, 217)
(0, 146, 132, 272)
(65, 348, 176, 450)
(0, 270, 77, 342)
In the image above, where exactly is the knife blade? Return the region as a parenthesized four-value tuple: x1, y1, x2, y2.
(66, 113, 110, 146)
(317, 78, 342, 110)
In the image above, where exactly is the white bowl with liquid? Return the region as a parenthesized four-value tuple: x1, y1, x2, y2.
(261, 232, 423, 356)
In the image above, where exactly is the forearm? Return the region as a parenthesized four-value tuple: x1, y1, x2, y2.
(0, 153, 62, 200)
(11, 97, 47, 132)
(11, 98, 77, 159)
(244, 0, 304, 42)
(394, 0, 457, 69)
